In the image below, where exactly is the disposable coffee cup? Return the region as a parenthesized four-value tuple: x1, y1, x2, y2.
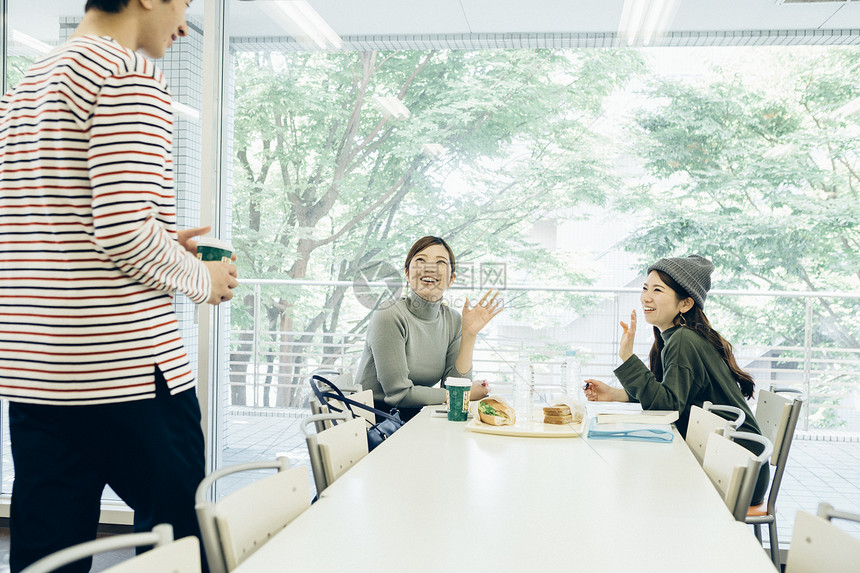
(196, 237, 234, 263)
(446, 377, 472, 422)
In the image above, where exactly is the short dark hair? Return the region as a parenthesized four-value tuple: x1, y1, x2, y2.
(404, 236, 456, 276)
(85, 0, 132, 12)
(85, 0, 174, 13)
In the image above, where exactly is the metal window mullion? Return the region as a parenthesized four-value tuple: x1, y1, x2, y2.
(803, 297, 813, 431)
(253, 282, 262, 408)
(1, 0, 7, 94)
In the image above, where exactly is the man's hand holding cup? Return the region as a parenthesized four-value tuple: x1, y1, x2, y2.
(197, 237, 238, 305)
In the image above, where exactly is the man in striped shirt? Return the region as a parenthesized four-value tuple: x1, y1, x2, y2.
(0, 1, 236, 570)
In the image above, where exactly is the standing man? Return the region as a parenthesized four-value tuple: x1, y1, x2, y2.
(0, 1, 235, 571)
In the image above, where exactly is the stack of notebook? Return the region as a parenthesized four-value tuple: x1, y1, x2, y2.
(586, 409, 678, 443)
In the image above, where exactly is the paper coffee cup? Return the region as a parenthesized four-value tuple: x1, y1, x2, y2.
(196, 237, 234, 263)
(445, 377, 472, 422)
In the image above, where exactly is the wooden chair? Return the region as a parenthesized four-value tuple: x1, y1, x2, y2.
(746, 386, 804, 568)
(686, 402, 744, 465)
(785, 502, 860, 573)
(20, 524, 200, 573)
(702, 429, 773, 521)
(302, 413, 369, 495)
(194, 456, 311, 573)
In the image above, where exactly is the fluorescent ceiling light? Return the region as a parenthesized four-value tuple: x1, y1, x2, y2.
(267, 1, 343, 50)
(374, 96, 410, 120)
(11, 30, 52, 54)
(171, 101, 201, 120)
(617, 0, 680, 47)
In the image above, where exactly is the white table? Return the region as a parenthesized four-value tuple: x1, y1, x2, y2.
(235, 411, 776, 572)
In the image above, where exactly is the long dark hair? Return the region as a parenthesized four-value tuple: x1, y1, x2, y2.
(648, 270, 755, 399)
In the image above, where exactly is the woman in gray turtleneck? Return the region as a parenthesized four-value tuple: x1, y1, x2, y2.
(355, 236, 503, 422)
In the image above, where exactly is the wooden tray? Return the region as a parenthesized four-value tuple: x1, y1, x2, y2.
(465, 410, 584, 438)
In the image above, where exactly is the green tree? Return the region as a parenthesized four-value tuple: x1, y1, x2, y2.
(229, 48, 645, 406)
(622, 47, 860, 426)
(5, 55, 37, 91)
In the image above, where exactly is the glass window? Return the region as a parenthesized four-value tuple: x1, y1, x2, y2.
(219, 2, 860, 497)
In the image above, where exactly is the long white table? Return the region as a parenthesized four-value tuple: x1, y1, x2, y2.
(235, 411, 776, 572)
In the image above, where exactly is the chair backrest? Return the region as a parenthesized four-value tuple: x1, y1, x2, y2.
(194, 457, 311, 573)
(757, 388, 803, 465)
(302, 413, 369, 495)
(785, 503, 860, 573)
(309, 369, 345, 418)
(103, 537, 201, 573)
(315, 389, 376, 430)
(755, 390, 790, 462)
(686, 404, 736, 465)
(20, 524, 200, 573)
(755, 388, 803, 513)
(702, 430, 773, 521)
(704, 402, 746, 430)
(309, 370, 364, 432)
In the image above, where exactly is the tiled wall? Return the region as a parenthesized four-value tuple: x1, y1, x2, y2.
(163, 18, 205, 381)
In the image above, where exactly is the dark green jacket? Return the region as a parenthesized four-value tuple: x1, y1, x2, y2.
(614, 325, 770, 505)
(613, 325, 762, 440)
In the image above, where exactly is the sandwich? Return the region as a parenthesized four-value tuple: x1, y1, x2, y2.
(477, 398, 516, 426)
(543, 404, 573, 425)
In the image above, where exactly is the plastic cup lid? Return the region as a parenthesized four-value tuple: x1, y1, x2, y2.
(196, 237, 233, 251)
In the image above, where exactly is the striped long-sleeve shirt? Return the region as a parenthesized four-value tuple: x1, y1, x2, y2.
(0, 35, 211, 405)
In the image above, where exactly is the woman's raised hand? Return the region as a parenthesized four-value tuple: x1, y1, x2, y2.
(619, 309, 637, 361)
(462, 289, 503, 336)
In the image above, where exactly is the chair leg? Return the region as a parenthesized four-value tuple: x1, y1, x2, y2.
(767, 521, 780, 568)
(753, 523, 762, 544)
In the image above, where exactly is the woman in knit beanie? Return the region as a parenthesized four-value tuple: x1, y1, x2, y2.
(583, 255, 770, 506)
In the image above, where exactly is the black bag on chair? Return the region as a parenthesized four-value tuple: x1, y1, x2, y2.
(309, 375, 404, 451)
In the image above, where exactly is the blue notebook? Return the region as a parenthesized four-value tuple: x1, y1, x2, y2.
(586, 417, 674, 443)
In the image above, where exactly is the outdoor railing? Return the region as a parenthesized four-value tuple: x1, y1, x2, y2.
(226, 279, 860, 433)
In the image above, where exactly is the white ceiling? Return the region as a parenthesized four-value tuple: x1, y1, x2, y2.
(8, 0, 860, 45)
(218, 0, 860, 39)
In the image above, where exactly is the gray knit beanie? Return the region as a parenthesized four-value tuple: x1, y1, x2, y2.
(647, 255, 715, 309)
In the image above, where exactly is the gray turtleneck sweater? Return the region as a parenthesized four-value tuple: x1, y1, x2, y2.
(355, 293, 473, 409)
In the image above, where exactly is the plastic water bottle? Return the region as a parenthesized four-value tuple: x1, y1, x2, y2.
(513, 353, 530, 415)
(560, 356, 570, 397)
(566, 350, 582, 403)
(527, 362, 536, 420)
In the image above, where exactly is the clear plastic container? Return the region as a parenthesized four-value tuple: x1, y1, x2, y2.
(513, 353, 531, 416)
(559, 350, 583, 406)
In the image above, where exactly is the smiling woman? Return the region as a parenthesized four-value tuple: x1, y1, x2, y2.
(584, 255, 771, 506)
(354, 236, 502, 422)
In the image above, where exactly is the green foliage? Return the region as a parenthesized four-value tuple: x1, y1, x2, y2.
(5, 55, 36, 89)
(622, 47, 860, 354)
(230, 48, 646, 340)
(229, 44, 859, 413)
